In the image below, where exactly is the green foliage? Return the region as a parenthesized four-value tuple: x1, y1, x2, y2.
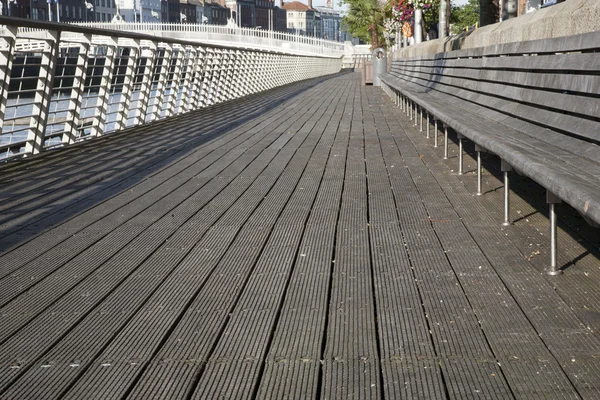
(422, 0, 440, 32)
(340, 0, 380, 44)
(340, 0, 393, 47)
(450, 0, 479, 34)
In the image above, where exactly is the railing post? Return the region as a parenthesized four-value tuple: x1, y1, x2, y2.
(164, 44, 182, 117)
(26, 29, 60, 154)
(178, 45, 195, 114)
(188, 45, 205, 111)
(90, 36, 117, 137)
(62, 33, 91, 145)
(249, 51, 260, 94)
(230, 50, 242, 99)
(115, 39, 140, 131)
(149, 44, 171, 121)
(214, 49, 226, 103)
(203, 48, 216, 106)
(0, 25, 17, 138)
(198, 47, 210, 108)
(135, 41, 158, 125)
(221, 49, 234, 101)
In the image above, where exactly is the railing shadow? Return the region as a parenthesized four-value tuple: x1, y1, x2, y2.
(0, 71, 349, 254)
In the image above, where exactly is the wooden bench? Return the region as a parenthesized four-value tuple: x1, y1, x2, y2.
(380, 31, 600, 274)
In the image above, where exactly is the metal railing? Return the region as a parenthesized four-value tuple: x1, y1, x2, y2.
(0, 17, 342, 161)
(73, 22, 346, 57)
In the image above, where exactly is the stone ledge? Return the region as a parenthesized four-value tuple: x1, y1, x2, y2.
(392, 0, 599, 58)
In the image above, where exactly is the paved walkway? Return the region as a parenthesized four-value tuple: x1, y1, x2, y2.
(0, 72, 599, 399)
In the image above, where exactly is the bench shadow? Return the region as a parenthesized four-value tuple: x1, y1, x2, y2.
(455, 133, 600, 272)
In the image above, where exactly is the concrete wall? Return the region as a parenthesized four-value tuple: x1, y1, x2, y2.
(393, 0, 600, 58)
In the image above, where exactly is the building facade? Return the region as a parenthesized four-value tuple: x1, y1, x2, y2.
(313, 5, 341, 41)
(161, 0, 181, 22)
(274, 6, 286, 32)
(179, 0, 200, 23)
(282, 1, 314, 36)
(255, 0, 274, 30)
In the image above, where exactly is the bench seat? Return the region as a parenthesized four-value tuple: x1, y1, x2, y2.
(380, 31, 600, 272)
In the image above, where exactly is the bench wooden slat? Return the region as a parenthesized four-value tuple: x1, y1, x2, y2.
(391, 69, 600, 144)
(386, 71, 600, 165)
(383, 73, 600, 177)
(392, 60, 600, 94)
(381, 72, 600, 225)
(395, 52, 600, 71)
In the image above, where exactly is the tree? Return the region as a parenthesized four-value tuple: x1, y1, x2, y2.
(341, 0, 388, 48)
(422, 0, 440, 33)
(450, 0, 479, 34)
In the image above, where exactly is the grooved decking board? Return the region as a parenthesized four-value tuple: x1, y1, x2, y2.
(375, 85, 600, 398)
(0, 72, 599, 399)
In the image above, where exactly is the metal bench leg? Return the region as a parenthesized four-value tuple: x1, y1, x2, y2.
(457, 134, 464, 175)
(414, 106, 418, 127)
(420, 108, 423, 132)
(546, 191, 563, 275)
(443, 125, 449, 159)
(475, 144, 483, 196)
(501, 160, 513, 226)
(426, 113, 430, 139)
(434, 120, 438, 147)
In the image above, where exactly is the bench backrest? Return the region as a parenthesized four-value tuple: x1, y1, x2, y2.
(388, 31, 600, 163)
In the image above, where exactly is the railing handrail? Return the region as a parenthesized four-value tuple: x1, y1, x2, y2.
(1, 17, 344, 58)
(72, 22, 346, 56)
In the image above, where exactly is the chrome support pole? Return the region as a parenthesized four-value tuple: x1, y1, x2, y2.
(502, 171, 511, 226)
(476, 146, 483, 196)
(414, 104, 418, 126)
(434, 120, 438, 147)
(457, 134, 463, 175)
(501, 160, 513, 226)
(546, 191, 562, 275)
(426, 113, 430, 138)
(420, 107, 423, 132)
(443, 125, 448, 159)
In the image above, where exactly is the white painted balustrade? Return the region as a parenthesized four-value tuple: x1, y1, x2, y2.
(0, 18, 342, 161)
(73, 23, 346, 57)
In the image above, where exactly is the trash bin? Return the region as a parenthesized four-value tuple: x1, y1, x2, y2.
(371, 48, 387, 87)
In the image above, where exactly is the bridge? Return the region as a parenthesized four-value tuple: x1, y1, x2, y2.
(1, 11, 600, 399)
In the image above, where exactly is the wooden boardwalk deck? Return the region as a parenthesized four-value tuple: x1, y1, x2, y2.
(0, 72, 599, 399)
